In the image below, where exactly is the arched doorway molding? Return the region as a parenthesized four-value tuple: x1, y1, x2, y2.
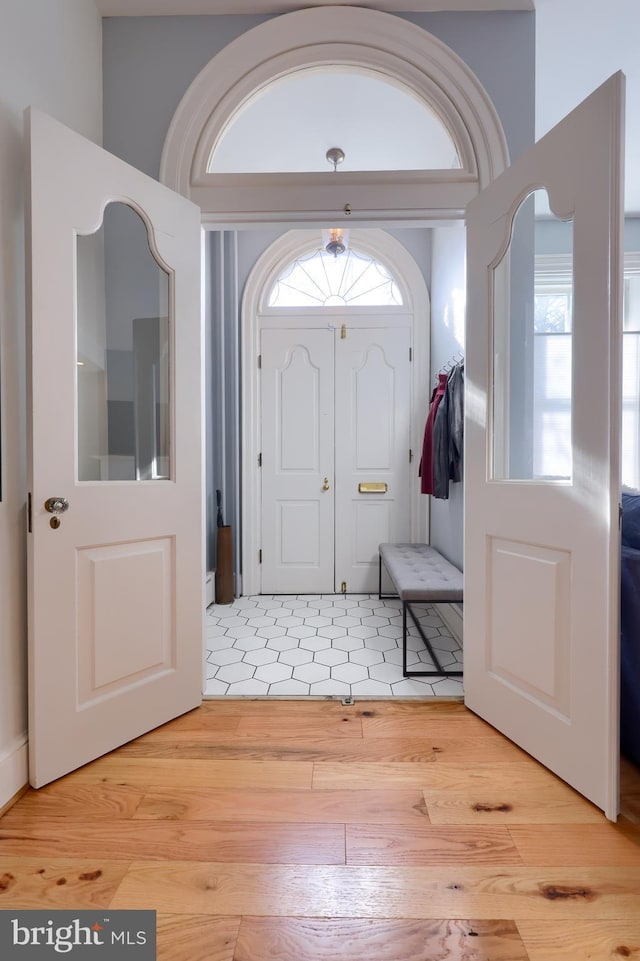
(160, 6, 510, 225)
(242, 228, 431, 595)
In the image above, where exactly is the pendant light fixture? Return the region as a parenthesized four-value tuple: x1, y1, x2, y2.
(323, 147, 349, 257)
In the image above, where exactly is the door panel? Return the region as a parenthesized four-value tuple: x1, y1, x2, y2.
(26, 109, 203, 787)
(260, 328, 334, 592)
(464, 74, 624, 817)
(335, 327, 412, 592)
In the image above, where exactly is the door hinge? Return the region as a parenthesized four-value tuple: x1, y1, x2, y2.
(258, 354, 262, 369)
(258, 452, 262, 467)
(259, 549, 262, 564)
(340, 324, 347, 340)
(341, 580, 347, 594)
(409, 449, 413, 463)
(27, 492, 32, 534)
(409, 347, 413, 362)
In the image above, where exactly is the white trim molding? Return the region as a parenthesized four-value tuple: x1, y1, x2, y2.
(241, 227, 431, 595)
(0, 734, 28, 810)
(160, 6, 509, 225)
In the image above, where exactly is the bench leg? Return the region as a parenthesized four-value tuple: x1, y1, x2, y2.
(378, 553, 398, 601)
(402, 600, 463, 678)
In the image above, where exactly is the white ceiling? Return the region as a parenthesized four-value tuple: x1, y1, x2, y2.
(95, 0, 640, 212)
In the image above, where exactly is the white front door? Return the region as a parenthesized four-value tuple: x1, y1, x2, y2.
(335, 327, 412, 592)
(260, 328, 335, 593)
(464, 74, 624, 818)
(260, 324, 412, 594)
(26, 109, 203, 787)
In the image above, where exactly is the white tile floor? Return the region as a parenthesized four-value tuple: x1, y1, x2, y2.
(205, 594, 464, 698)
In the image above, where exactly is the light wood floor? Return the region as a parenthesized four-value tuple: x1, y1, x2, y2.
(2, 699, 640, 960)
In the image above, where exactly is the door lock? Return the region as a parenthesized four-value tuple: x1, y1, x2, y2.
(322, 477, 330, 491)
(44, 497, 69, 515)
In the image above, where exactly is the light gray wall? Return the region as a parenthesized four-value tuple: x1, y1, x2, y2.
(103, 15, 269, 179)
(0, 0, 102, 808)
(401, 11, 535, 163)
(428, 223, 466, 570)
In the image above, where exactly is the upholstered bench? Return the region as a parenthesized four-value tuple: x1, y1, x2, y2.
(378, 543, 463, 678)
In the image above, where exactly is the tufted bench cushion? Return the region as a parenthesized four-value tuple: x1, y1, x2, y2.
(378, 543, 463, 602)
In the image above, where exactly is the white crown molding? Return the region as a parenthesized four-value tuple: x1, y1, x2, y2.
(97, 1, 534, 16)
(160, 6, 510, 223)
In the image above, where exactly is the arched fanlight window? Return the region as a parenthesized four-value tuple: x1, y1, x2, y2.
(208, 67, 461, 174)
(268, 245, 404, 307)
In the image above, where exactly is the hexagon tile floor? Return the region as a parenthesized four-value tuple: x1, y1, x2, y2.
(205, 594, 463, 698)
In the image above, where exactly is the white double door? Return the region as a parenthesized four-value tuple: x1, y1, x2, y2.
(260, 322, 412, 594)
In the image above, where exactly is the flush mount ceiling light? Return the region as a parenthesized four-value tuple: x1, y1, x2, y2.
(323, 148, 348, 256)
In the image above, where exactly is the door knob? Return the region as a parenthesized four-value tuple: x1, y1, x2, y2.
(322, 477, 330, 491)
(44, 497, 69, 514)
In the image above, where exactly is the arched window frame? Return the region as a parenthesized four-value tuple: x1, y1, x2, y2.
(264, 241, 406, 310)
(160, 7, 510, 225)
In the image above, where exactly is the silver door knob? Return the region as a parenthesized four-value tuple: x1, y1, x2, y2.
(44, 497, 69, 514)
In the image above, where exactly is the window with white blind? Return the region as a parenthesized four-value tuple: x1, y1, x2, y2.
(534, 254, 640, 489)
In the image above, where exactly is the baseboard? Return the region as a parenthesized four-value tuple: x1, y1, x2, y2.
(0, 735, 28, 811)
(205, 570, 215, 607)
(438, 602, 463, 646)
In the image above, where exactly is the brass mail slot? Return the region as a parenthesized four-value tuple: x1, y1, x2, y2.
(358, 482, 388, 494)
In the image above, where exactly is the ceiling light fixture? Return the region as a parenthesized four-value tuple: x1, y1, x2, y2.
(325, 146, 345, 171)
(323, 148, 348, 256)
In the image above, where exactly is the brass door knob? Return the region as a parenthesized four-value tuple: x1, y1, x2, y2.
(322, 477, 330, 491)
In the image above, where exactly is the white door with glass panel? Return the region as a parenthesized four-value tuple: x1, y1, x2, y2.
(260, 325, 411, 593)
(27, 109, 203, 787)
(464, 74, 624, 818)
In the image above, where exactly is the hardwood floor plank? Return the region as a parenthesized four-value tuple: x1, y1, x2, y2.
(109, 863, 640, 919)
(361, 715, 498, 739)
(133, 788, 430, 824)
(62, 757, 313, 789)
(424, 791, 605, 824)
(620, 757, 640, 825)
(0, 820, 346, 865)
(234, 715, 364, 739)
(345, 824, 522, 865)
(509, 824, 640, 865)
(234, 917, 528, 961)
(312, 760, 573, 793)
(144, 711, 241, 736)
(0, 858, 130, 908)
(0, 784, 145, 821)
(517, 919, 640, 961)
(114, 736, 525, 763)
(156, 914, 240, 961)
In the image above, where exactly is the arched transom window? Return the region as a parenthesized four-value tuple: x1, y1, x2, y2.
(268, 246, 404, 308)
(208, 66, 461, 175)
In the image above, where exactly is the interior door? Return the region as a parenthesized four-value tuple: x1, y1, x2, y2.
(464, 74, 624, 818)
(334, 326, 412, 592)
(260, 327, 335, 593)
(26, 108, 203, 787)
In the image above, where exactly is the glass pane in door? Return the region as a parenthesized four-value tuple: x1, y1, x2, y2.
(491, 190, 574, 481)
(76, 202, 171, 481)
